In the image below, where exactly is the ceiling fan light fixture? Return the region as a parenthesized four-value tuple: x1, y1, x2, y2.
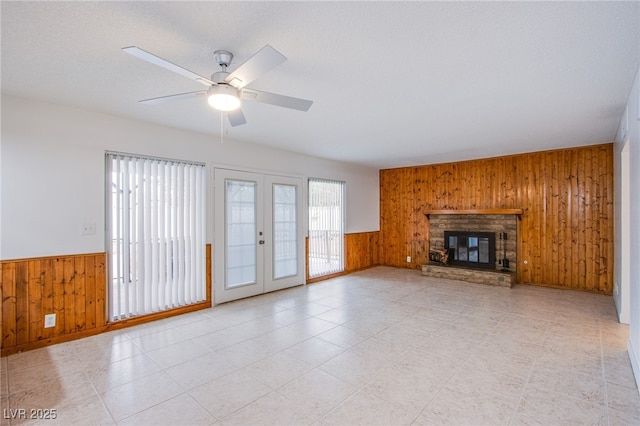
(208, 84, 241, 111)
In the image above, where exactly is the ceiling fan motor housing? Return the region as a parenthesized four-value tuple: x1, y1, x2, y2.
(211, 71, 230, 83)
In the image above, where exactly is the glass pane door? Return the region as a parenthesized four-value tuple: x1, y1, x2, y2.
(225, 180, 257, 288)
(214, 169, 264, 303)
(264, 175, 304, 293)
(215, 169, 304, 303)
(273, 183, 298, 279)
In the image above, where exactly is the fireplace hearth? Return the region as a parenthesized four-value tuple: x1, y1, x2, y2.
(424, 212, 518, 286)
(444, 230, 496, 270)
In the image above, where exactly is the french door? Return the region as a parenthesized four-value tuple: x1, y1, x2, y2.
(214, 168, 304, 303)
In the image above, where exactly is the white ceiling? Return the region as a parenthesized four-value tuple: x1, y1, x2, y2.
(2, 1, 639, 169)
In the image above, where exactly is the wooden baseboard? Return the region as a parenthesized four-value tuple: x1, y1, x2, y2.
(1, 300, 211, 356)
(1, 245, 213, 356)
(306, 264, 378, 284)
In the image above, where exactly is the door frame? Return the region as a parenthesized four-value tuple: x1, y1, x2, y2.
(213, 166, 305, 304)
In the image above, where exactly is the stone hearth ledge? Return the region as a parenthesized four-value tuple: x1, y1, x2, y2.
(422, 264, 514, 288)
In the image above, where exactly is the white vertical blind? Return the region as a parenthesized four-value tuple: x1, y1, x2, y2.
(106, 152, 206, 321)
(308, 178, 345, 278)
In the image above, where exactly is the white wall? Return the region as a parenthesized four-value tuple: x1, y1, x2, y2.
(613, 134, 630, 324)
(1, 95, 379, 260)
(614, 96, 631, 325)
(615, 65, 640, 390)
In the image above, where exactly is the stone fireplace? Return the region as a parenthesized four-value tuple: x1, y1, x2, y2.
(422, 210, 520, 287)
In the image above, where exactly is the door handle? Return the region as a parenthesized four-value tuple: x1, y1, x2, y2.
(259, 240, 265, 245)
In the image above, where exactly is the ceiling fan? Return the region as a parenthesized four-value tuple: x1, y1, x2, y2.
(122, 44, 313, 127)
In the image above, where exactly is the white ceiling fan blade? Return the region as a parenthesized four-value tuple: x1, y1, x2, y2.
(242, 89, 313, 112)
(122, 46, 214, 87)
(139, 90, 208, 105)
(225, 45, 286, 89)
(227, 108, 247, 127)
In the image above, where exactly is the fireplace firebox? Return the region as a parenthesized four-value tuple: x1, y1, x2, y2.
(444, 231, 496, 270)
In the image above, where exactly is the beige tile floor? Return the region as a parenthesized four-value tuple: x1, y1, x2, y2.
(1, 266, 639, 425)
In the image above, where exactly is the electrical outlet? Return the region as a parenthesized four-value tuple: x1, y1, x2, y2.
(82, 223, 96, 235)
(406, 256, 411, 263)
(44, 313, 56, 328)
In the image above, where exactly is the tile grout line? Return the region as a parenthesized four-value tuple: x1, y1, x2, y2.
(2, 267, 636, 425)
(86, 377, 117, 425)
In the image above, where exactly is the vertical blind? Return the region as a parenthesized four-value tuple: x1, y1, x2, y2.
(106, 152, 206, 321)
(308, 178, 345, 278)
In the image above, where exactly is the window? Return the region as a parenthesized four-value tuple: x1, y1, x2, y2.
(106, 152, 206, 321)
(308, 178, 345, 278)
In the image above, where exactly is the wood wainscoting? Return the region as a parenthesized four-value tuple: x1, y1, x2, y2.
(380, 144, 614, 294)
(1, 253, 107, 353)
(1, 246, 212, 356)
(306, 231, 380, 283)
(2, 233, 380, 354)
(345, 232, 380, 273)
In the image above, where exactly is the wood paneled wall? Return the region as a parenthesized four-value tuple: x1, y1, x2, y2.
(379, 144, 614, 294)
(1, 253, 107, 354)
(1, 246, 212, 356)
(345, 232, 379, 272)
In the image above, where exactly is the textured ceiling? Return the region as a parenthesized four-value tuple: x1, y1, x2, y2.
(2, 1, 639, 168)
